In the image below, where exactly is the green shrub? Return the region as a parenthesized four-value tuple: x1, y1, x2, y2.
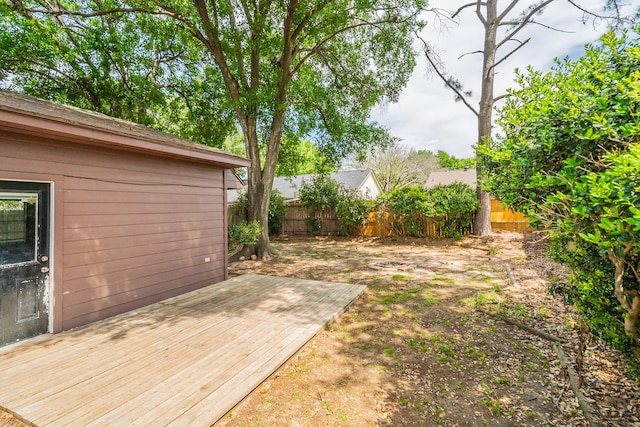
(231, 190, 286, 236)
(336, 189, 372, 236)
(268, 190, 286, 235)
(377, 183, 478, 238)
(228, 221, 261, 250)
(297, 174, 342, 236)
(377, 186, 430, 237)
(426, 183, 478, 238)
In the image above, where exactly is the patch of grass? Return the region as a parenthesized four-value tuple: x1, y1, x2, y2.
(432, 277, 455, 284)
(383, 347, 397, 359)
(487, 246, 498, 255)
(482, 398, 502, 415)
(392, 274, 410, 281)
(490, 376, 511, 385)
(372, 290, 416, 306)
(429, 332, 442, 344)
(500, 303, 533, 320)
(438, 344, 454, 357)
(420, 298, 439, 307)
(408, 337, 430, 353)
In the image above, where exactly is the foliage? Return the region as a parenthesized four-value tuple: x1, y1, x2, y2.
(0, 0, 234, 146)
(377, 186, 431, 237)
(377, 183, 478, 238)
(228, 221, 261, 250)
(276, 138, 335, 177)
(427, 183, 479, 238)
(267, 191, 286, 236)
(335, 190, 373, 237)
(436, 150, 476, 170)
(232, 190, 285, 236)
(548, 238, 635, 352)
(297, 174, 343, 235)
(480, 29, 640, 346)
(297, 174, 371, 236)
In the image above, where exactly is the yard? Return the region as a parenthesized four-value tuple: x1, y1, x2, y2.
(219, 232, 639, 426)
(2, 231, 637, 427)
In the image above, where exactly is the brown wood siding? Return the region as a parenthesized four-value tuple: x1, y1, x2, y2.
(1, 131, 227, 331)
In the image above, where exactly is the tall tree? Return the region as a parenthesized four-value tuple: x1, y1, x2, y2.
(3, 0, 426, 259)
(129, 0, 426, 259)
(420, 0, 634, 235)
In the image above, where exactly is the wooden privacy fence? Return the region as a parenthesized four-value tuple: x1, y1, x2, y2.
(490, 199, 529, 232)
(228, 198, 529, 237)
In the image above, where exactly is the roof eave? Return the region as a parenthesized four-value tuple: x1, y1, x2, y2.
(0, 96, 250, 169)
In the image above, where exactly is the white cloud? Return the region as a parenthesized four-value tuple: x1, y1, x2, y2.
(371, 0, 635, 158)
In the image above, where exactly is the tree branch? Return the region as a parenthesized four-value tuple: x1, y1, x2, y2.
(492, 37, 530, 71)
(496, 0, 554, 50)
(418, 35, 479, 117)
(496, 0, 521, 23)
(451, 1, 481, 19)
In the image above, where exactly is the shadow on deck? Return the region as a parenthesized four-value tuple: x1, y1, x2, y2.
(0, 274, 365, 426)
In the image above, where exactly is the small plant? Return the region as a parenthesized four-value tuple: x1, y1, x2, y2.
(228, 221, 261, 250)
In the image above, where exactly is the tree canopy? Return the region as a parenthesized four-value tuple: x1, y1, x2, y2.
(2, 0, 427, 258)
(0, 0, 235, 145)
(480, 29, 640, 345)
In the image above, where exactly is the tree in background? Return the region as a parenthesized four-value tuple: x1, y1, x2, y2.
(350, 143, 438, 192)
(351, 143, 477, 192)
(436, 150, 476, 170)
(0, 0, 234, 146)
(481, 30, 640, 345)
(421, 0, 635, 236)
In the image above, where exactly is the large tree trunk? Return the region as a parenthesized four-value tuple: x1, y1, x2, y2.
(473, 0, 498, 236)
(473, 166, 493, 235)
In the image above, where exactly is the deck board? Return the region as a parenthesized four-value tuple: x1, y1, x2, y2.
(0, 274, 365, 426)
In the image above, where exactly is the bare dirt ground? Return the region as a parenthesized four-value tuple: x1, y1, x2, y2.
(217, 232, 639, 427)
(2, 232, 638, 426)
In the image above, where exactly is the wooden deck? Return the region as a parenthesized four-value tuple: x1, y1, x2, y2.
(0, 274, 365, 426)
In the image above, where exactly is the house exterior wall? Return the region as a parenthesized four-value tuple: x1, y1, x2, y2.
(358, 174, 381, 200)
(1, 130, 227, 331)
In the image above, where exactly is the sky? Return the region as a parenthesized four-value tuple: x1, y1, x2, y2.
(370, 0, 637, 158)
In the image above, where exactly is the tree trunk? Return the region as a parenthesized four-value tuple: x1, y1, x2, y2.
(608, 248, 639, 340)
(473, 166, 493, 235)
(627, 295, 640, 341)
(473, 0, 498, 236)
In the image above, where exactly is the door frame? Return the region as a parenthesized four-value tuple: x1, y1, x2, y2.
(0, 179, 55, 335)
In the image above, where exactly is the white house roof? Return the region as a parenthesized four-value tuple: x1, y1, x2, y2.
(426, 169, 477, 189)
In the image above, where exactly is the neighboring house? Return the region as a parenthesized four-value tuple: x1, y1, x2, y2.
(0, 91, 250, 346)
(425, 168, 477, 189)
(272, 169, 382, 201)
(228, 169, 382, 205)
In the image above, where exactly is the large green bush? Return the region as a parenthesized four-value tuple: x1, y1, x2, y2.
(232, 190, 286, 236)
(480, 30, 640, 349)
(298, 174, 371, 236)
(377, 183, 478, 238)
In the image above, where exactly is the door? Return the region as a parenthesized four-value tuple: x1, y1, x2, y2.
(0, 182, 50, 347)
